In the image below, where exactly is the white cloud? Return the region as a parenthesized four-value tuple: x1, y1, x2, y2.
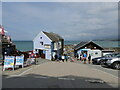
(87, 2, 118, 14)
(2, 2, 118, 40)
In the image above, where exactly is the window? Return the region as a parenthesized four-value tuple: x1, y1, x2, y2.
(40, 37, 42, 39)
(95, 52, 98, 55)
(40, 42, 43, 45)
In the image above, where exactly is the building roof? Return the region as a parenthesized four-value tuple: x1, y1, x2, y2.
(74, 40, 104, 50)
(43, 31, 64, 42)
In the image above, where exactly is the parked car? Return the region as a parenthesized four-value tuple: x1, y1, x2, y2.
(92, 53, 119, 65)
(101, 55, 120, 70)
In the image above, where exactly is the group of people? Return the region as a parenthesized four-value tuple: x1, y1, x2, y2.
(54, 54, 68, 62)
(76, 53, 91, 64)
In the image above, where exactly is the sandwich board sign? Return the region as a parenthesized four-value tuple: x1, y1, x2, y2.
(3, 56, 15, 71)
(15, 56, 24, 68)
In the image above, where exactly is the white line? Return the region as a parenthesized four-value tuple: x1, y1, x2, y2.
(7, 64, 42, 78)
(6, 66, 35, 78)
(6, 68, 33, 78)
(18, 68, 33, 76)
(36, 76, 49, 79)
(58, 78, 75, 80)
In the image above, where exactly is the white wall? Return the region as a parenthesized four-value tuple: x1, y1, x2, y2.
(46, 49, 51, 60)
(33, 32, 51, 50)
(88, 50, 102, 59)
(33, 31, 52, 60)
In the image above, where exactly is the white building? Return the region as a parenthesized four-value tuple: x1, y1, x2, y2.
(33, 31, 64, 60)
(74, 41, 104, 59)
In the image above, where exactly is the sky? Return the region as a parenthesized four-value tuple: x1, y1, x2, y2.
(1, 2, 118, 41)
(0, 1, 2, 25)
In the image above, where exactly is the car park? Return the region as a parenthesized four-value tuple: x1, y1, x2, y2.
(92, 53, 119, 65)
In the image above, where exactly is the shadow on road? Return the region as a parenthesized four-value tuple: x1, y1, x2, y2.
(2, 74, 118, 89)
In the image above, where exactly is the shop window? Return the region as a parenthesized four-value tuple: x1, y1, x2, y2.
(95, 52, 98, 54)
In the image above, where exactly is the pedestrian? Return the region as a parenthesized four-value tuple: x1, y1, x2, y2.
(58, 54, 62, 62)
(76, 53, 79, 59)
(80, 54, 82, 61)
(64, 54, 68, 62)
(88, 54, 91, 64)
(62, 55, 65, 62)
(54, 54, 58, 62)
(83, 52, 87, 64)
(34, 54, 38, 65)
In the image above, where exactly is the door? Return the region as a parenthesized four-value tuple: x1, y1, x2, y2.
(38, 50, 45, 59)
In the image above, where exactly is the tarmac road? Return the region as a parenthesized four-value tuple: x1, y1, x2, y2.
(73, 58, 119, 78)
(2, 58, 120, 89)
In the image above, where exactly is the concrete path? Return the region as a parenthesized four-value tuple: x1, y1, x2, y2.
(2, 58, 119, 88)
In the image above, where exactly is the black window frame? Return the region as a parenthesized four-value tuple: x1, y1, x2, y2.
(40, 42, 43, 45)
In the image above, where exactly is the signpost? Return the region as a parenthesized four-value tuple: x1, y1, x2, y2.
(3, 56, 15, 71)
(15, 56, 24, 68)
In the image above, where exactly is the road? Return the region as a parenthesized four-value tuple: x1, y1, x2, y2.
(2, 58, 120, 89)
(73, 58, 119, 77)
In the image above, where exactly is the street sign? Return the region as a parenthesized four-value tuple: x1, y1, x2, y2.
(3, 56, 15, 71)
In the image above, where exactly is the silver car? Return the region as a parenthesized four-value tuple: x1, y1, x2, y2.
(106, 56, 120, 70)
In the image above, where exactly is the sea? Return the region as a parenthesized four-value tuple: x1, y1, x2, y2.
(13, 41, 119, 51)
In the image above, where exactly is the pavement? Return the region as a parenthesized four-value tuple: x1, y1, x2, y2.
(2, 58, 50, 76)
(2, 57, 120, 88)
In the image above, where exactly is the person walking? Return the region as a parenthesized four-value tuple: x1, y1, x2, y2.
(58, 54, 62, 62)
(76, 53, 79, 60)
(80, 54, 82, 61)
(62, 54, 65, 62)
(64, 54, 68, 62)
(83, 52, 87, 64)
(54, 54, 58, 62)
(88, 54, 91, 64)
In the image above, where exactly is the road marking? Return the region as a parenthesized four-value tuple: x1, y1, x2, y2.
(58, 77, 75, 80)
(18, 68, 33, 76)
(35, 76, 49, 79)
(6, 66, 35, 78)
(85, 79, 105, 84)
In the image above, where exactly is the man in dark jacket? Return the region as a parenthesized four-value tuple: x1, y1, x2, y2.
(88, 54, 91, 64)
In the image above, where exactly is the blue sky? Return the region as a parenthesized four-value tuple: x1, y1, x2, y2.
(2, 2, 118, 41)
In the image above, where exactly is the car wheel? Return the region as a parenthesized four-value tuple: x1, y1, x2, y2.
(100, 61, 104, 65)
(92, 61, 96, 65)
(99, 60, 102, 65)
(113, 62, 120, 70)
